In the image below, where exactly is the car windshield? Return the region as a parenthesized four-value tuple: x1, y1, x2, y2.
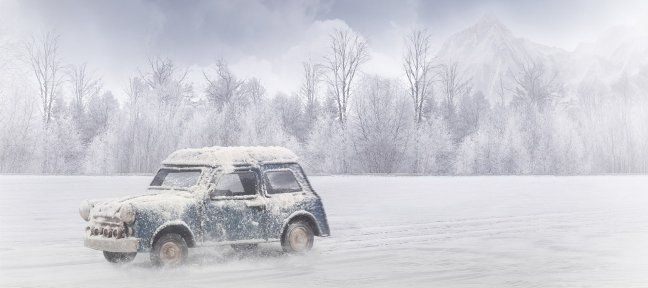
(150, 169, 202, 189)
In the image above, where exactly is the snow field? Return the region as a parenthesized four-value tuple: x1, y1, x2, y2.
(1, 175, 648, 287)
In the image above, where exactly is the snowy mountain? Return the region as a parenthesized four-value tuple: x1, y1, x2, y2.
(435, 14, 648, 102)
(434, 14, 569, 102)
(575, 26, 648, 86)
(577, 26, 648, 68)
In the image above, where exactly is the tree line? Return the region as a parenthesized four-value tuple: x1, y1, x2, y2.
(0, 28, 646, 175)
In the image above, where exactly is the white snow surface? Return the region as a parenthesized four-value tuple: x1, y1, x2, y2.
(162, 146, 298, 168)
(2, 175, 648, 287)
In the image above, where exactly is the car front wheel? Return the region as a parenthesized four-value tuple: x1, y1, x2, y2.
(281, 221, 314, 253)
(103, 251, 137, 264)
(150, 233, 188, 267)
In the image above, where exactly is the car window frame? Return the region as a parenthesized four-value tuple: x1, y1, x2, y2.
(149, 167, 206, 191)
(209, 169, 261, 201)
(262, 168, 304, 196)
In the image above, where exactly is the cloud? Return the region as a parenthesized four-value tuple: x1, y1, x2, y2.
(14, 0, 328, 61)
(228, 18, 404, 96)
(201, 19, 349, 96)
(3, 0, 648, 99)
(4, 0, 333, 96)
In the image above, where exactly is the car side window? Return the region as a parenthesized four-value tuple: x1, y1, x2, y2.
(211, 172, 257, 197)
(265, 170, 302, 194)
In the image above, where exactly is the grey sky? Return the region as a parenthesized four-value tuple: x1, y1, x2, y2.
(1, 0, 646, 97)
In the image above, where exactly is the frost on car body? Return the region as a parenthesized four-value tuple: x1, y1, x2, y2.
(79, 146, 330, 266)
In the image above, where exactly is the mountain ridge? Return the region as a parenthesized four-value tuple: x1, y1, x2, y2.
(432, 14, 647, 103)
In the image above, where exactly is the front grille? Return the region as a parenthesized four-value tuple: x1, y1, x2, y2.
(87, 216, 130, 239)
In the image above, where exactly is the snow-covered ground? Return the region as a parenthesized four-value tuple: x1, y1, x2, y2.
(2, 175, 648, 287)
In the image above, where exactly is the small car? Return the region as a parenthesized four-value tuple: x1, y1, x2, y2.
(79, 146, 330, 266)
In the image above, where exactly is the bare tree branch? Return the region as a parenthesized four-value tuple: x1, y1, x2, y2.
(24, 31, 64, 124)
(68, 63, 101, 119)
(438, 62, 471, 120)
(203, 59, 243, 110)
(324, 28, 370, 125)
(403, 28, 435, 124)
(511, 61, 562, 111)
(301, 58, 322, 115)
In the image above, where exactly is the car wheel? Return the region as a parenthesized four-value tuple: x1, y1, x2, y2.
(281, 221, 314, 253)
(231, 244, 258, 253)
(150, 233, 188, 267)
(103, 251, 137, 264)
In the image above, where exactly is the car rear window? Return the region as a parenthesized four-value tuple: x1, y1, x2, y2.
(265, 170, 302, 194)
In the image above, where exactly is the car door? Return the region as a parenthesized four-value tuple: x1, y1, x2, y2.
(261, 164, 314, 239)
(203, 169, 267, 242)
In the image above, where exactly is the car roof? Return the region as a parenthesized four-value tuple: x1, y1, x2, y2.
(162, 146, 298, 168)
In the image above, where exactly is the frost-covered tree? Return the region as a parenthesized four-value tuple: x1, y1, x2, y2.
(304, 118, 353, 174)
(273, 92, 308, 143)
(0, 88, 41, 173)
(605, 72, 638, 172)
(69, 63, 100, 118)
(301, 59, 322, 116)
(511, 61, 562, 112)
(24, 31, 64, 125)
(23, 32, 85, 173)
(204, 59, 243, 110)
(238, 100, 301, 152)
(108, 57, 194, 173)
(6, 23, 648, 176)
(68, 63, 102, 143)
(403, 28, 435, 124)
(455, 91, 490, 143)
(241, 77, 265, 105)
(351, 76, 411, 173)
(402, 29, 441, 172)
(85, 91, 118, 141)
(438, 62, 471, 143)
(298, 59, 323, 142)
(409, 118, 455, 174)
(509, 61, 564, 173)
(324, 28, 369, 125)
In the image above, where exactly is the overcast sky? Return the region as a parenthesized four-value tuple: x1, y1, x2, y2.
(1, 0, 647, 97)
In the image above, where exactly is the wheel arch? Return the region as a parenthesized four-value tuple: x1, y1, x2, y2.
(281, 211, 322, 237)
(151, 221, 196, 248)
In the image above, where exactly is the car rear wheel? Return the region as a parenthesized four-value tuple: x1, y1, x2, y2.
(281, 221, 314, 253)
(150, 233, 188, 267)
(103, 251, 137, 264)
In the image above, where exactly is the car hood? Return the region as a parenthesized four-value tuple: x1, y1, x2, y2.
(89, 190, 197, 220)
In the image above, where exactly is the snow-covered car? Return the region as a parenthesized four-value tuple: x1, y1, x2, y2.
(79, 146, 330, 266)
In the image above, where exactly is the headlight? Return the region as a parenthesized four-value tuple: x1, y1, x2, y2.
(79, 201, 93, 221)
(119, 204, 136, 224)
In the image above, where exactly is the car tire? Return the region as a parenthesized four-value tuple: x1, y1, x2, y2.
(231, 244, 258, 253)
(150, 233, 188, 267)
(103, 251, 137, 264)
(281, 221, 314, 253)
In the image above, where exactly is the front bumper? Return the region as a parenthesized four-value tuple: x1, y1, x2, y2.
(84, 236, 140, 252)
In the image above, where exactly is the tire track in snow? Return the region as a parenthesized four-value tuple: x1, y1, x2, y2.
(319, 208, 648, 253)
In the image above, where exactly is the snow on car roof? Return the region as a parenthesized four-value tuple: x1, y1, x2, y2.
(162, 146, 299, 167)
